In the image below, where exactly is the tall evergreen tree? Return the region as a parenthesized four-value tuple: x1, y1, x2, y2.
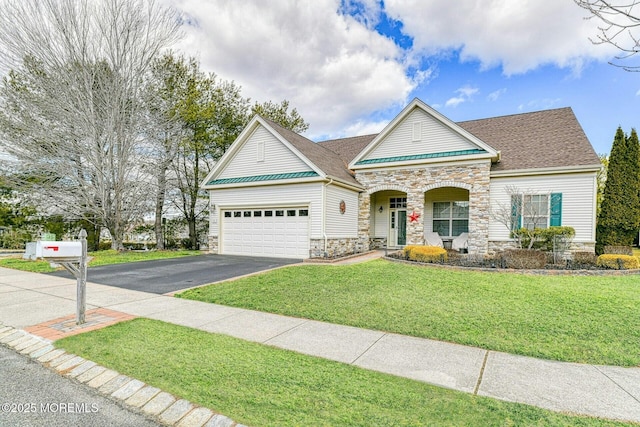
(596, 127, 640, 252)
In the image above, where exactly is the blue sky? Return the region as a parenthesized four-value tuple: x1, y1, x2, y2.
(412, 53, 639, 155)
(171, 0, 639, 155)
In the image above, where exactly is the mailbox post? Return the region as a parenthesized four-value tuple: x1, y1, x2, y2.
(33, 230, 88, 325)
(76, 230, 87, 324)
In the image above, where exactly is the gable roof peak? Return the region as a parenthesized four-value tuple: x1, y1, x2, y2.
(260, 116, 362, 187)
(348, 98, 499, 167)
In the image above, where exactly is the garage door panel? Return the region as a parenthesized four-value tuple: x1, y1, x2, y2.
(222, 208, 308, 259)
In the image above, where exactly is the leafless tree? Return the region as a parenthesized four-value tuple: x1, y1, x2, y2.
(143, 55, 187, 249)
(0, 0, 181, 249)
(575, 0, 640, 71)
(492, 186, 559, 249)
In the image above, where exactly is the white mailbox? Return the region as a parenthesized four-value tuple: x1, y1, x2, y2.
(35, 241, 82, 260)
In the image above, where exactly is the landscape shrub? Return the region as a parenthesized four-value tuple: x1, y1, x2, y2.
(98, 241, 112, 251)
(0, 229, 32, 249)
(603, 245, 633, 256)
(537, 226, 575, 252)
(404, 245, 447, 263)
(512, 226, 575, 252)
(571, 251, 598, 267)
(503, 249, 546, 269)
(596, 254, 639, 270)
(124, 242, 157, 251)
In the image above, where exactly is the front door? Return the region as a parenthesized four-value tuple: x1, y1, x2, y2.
(397, 210, 407, 246)
(390, 209, 407, 246)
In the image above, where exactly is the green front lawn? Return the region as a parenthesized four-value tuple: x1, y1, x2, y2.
(56, 319, 633, 427)
(0, 249, 202, 273)
(177, 259, 640, 367)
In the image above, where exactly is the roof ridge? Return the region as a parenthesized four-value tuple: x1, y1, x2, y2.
(457, 106, 573, 124)
(259, 116, 361, 186)
(317, 133, 380, 144)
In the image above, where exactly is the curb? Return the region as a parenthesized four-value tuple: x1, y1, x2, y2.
(0, 322, 246, 427)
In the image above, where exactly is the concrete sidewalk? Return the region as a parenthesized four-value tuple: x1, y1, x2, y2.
(1, 266, 639, 424)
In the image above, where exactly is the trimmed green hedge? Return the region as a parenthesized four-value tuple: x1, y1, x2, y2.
(404, 245, 447, 263)
(596, 254, 640, 270)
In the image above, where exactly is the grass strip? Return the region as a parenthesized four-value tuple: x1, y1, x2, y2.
(177, 259, 640, 367)
(56, 318, 633, 427)
(0, 249, 201, 272)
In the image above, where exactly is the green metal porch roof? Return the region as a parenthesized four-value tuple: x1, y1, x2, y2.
(355, 149, 487, 165)
(206, 171, 319, 186)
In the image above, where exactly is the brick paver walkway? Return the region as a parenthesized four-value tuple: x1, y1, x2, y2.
(24, 308, 135, 340)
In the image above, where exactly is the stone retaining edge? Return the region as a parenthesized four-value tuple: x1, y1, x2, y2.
(0, 322, 246, 427)
(384, 255, 640, 276)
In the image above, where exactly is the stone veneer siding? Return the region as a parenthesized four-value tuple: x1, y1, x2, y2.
(370, 237, 387, 249)
(310, 238, 359, 258)
(209, 235, 360, 259)
(488, 240, 596, 255)
(207, 235, 219, 254)
(356, 162, 492, 255)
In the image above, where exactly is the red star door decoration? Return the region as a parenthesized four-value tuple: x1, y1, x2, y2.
(409, 211, 420, 222)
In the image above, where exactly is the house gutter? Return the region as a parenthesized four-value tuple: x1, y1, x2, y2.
(490, 163, 602, 177)
(322, 178, 334, 257)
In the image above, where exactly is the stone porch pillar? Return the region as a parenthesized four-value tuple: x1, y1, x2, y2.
(406, 190, 425, 246)
(468, 173, 491, 255)
(357, 191, 371, 252)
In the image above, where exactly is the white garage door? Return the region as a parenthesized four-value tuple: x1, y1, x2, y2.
(221, 207, 309, 258)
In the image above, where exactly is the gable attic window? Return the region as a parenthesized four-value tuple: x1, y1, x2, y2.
(412, 122, 422, 142)
(256, 140, 264, 162)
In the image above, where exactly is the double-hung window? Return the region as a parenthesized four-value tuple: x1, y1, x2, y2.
(432, 201, 469, 237)
(523, 194, 548, 229)
(511, 193, 562, 231)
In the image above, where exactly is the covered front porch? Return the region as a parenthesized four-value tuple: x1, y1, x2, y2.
(360, 184, 490, 255)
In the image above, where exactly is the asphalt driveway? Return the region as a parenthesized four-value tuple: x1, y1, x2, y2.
(47, 254, 300, 295)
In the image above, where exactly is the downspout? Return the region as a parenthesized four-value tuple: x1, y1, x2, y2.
(322, 178, 334, 258)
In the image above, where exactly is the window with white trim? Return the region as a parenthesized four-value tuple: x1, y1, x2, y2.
(432, 201, 468, 237)
(511, 193, 562, 231)
(523, 194, 548, 229)
(389, 197, 407, 209)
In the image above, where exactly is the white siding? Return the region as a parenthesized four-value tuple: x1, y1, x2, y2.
(325, 185, 359, 238)
(218, 125, 312, 179)
(489, 173, 597, 242)
(364, 108, 479, 162)
(209, 183, 324, 238)
(370, 191, 406, 238)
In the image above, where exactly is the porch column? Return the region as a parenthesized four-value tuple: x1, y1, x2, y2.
(406, 190, 425, 245)
(468, 178, 490, 254)
(357, 191, 371, 252)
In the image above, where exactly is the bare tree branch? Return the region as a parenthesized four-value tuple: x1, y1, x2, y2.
(575, 0, 640, 71)
(0, 0, 181, 249)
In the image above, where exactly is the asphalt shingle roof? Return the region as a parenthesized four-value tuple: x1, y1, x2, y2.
(262, 118, 362, 186)
(317, 134, 377, 164)
(457, 107, 601, 172)
(265, 107, 600, 183)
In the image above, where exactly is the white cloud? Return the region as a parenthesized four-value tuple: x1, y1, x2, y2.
(384, 0, 618, 75)
(445, 97, 465, 108)
(518, 98, 563, 111)
(160, 0, 623, 139)
(636, 89, 640, 96)
(488, 88, 507, 101)
(169, 0, 415, 138)
(445, 85, 478, 108)
(339, 0, 383, 29)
